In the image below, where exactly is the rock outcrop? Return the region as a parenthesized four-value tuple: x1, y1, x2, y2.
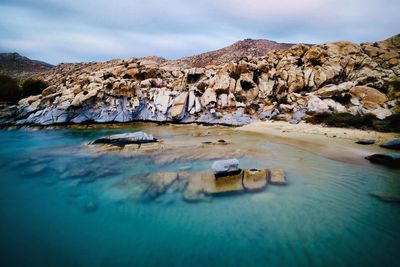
(365, 153, 400, 168)
(211, 159, 240, 175)
(91, 132, 157, 147)
(3, 34, 400, 126)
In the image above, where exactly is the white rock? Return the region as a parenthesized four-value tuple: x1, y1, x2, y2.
(219, 93, 228, 108)
(194, 97, 202, 113)
(211, 159, 239, 175)
(307, 96, 329, 112)
(154, 89, 170, 114)
(201, 88, 217, 107)
(369, 107, 392, 120)
(187, 91, 196, 111)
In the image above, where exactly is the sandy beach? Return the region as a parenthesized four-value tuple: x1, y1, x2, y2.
(237, 120, 400, 165)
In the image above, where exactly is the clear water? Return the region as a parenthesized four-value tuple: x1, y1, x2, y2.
(0, 123, 399, 267)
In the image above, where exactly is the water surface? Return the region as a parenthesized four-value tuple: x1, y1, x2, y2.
(0, 123, 399, 267)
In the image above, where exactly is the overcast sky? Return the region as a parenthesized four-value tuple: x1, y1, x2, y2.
(0, 0, 399, 64)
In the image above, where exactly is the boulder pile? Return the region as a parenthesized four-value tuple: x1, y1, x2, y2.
(5, 35, 399, 126)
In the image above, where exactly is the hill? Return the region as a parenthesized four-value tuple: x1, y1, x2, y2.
(0, 52, 53, 79)
(169, 39, 294, 68)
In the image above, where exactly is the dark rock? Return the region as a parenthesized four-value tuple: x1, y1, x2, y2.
(369, 192, 400, 203)
(259, 110, 279, 120)
(201, 141, 213, 145)
(79, 177, 97, 184)
(217, 139, 227, 144)
(355, 139, 375, 145)
(211, 159, 239, 175)
(380, 139, 400, 150)
(92, 131, 157, 147)
(84, 202, 98, 213)
(365, 153, 400, 168)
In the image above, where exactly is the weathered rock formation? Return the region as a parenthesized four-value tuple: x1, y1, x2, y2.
(4, 34, 400, 126)
(91, 132, 157, 147)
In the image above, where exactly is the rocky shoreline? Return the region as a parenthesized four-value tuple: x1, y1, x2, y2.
(0, 35, 399, 128)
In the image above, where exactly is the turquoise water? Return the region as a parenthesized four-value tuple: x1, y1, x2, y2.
(0, 124, 399, 267)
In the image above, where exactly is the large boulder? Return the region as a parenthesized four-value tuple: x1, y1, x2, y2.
(368, 107, 392, 120)
(170, 92, 188, 120)
(380, 139, 400, 150)
(211, 72, 234, 94)
(325, 41, 362, 56)
(154, 89, 171, 114)
(307, 96, 329, 112)
(350, 86, 388, 105)
(211, 159, 239, 175)
(365, 153, 400, 168)
(304, 46, 327, 65)
(92, 131, 157, 147)
(323, 99, 347, 113)
(201, 88, 217, 107)
(258, 73, 275, 96)
(315, 82, 355, 98)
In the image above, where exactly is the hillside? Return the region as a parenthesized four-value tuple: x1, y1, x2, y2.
(0, 52, 53, 79)
(0, 34, 395, 128)
(168, 39, 294, 68)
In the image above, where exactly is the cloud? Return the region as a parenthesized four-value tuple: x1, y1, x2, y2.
(0, 0, 399, 64)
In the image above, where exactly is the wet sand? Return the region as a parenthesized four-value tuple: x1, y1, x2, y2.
(237, 120, 400, 165)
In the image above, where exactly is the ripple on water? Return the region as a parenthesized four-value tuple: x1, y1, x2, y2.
(0, 125, 399, 267)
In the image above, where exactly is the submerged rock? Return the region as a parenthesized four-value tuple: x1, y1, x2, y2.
(243, 169, 268, 191)
(369, 192, 400, 203)
(365, 153, 400, 168)
(380, 139, 400, 150)
(146, 172, 178, 199)
(92, 131, 157, 147)
(269, 168, 287, 185)
(84, 202, 98, 213)
(183, 167, 284, 202)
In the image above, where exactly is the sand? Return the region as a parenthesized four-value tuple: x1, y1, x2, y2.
(237, 120, 400, 165)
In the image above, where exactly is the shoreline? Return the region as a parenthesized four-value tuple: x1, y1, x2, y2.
(237, 120, 400, 166)
(1, 118, 399, 166)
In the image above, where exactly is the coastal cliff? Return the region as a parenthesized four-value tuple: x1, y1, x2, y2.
(4, 35, 400, 126)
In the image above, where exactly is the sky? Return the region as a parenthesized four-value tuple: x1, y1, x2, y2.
(0, 0, 399, 64)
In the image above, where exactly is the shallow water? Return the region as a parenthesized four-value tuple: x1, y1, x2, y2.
(0, 123, 399, 267)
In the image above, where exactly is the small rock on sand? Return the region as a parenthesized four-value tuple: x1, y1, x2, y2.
(381, 139, 400, 150)
(355, 139, 375, 145)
